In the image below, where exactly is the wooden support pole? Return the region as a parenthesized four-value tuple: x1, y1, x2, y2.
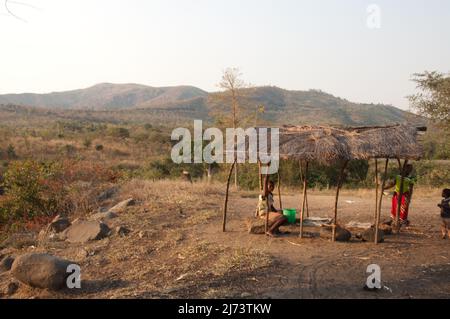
(277, 171, 282, 210)
(258, 160, 263, 192)
(332, 161, 349, 242)
(375, 158, 389, 244)
(222, 161, 236, 232)
(305, 189, 310, 218)
(263, 167, 270, 234)
(304, 163, 310, 218)
(300, 161, 309, 239)
(395, 159, 408, 234)
(374, 159, 379, 224)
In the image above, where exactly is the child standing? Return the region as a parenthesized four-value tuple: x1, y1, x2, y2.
(438, 189, 450, 239)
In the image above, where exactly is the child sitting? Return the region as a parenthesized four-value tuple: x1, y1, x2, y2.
(256, 180, 287, 237)
(438, 189, 450, 239)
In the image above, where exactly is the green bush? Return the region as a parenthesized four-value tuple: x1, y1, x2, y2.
(0, 161, 68, 223)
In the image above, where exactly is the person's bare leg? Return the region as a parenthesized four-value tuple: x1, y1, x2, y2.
(442, 221, 448, 239)
(446, 221, 450, 239)
(266, 217, 287, 237)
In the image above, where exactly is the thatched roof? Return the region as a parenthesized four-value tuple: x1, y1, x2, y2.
(278, 124, 424, 165)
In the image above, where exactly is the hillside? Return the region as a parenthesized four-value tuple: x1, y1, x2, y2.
(0, 83, 208, 110)
(0, 84, 422, 126)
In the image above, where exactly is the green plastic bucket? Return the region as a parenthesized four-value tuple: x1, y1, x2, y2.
(283, 209, 297, 224)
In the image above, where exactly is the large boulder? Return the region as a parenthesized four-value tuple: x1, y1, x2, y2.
(108, 198, 135, 214)
(362, 228, 385, 243)
(63, 220, 111, 243)
(11, 253, 73, 290)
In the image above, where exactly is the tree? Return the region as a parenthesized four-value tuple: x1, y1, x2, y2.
(209, 68, 253, 189)
(409, 71, 450, 130)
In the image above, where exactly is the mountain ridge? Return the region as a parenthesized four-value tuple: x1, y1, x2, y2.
(0, 83, 422, 126)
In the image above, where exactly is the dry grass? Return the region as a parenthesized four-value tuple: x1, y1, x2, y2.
(279, 124, 423, 164)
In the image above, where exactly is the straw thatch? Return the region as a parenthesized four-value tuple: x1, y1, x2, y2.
(278, 124, 424, 165)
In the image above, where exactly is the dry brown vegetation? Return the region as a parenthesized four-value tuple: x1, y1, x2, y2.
(1, 178, 449, 299)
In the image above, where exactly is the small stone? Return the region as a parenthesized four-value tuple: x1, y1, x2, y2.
(362, 228, 385, 243)
(0, 256, 15, 273)
(49, 215, 71, 233)
(6, 282, 19, 295)
(108, 198, 136, 214)
(115, 226, 131, 237)
(335, 227, 352, 242)
(138, 231, 147, 239)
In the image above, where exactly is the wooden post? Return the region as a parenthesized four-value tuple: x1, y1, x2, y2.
(332, 161, 349, 242)
(277, 171, 282, 210)
(375, 158, 389, 244)
(374, 159, 379, 224)
(300, 161, 309, 238)
(305, 190, 310, 218)
(222, 161, 236, 232)
(258, 160, 263, 192)
(395, 159, 408, 234)
(303, 163, 310, 218)
(263, 167, 270, 234)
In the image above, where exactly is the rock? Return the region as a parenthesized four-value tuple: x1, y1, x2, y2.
(379, 224, 393, 235)
(63, 220, 111, 243)
(11, 253, 73, 290)
(108, 198, 136, 214)
(115, 226, 130, 237)
(138, 231, 147, 239)
(362, 228, 385, 243)
(48, 215, 71, 233)
(335, 227, 352, 242)
(0, 256, 15, 273)
(6, 281, 19, 295)
(90, 211, 118, 222)
(321, 226, 352, 242)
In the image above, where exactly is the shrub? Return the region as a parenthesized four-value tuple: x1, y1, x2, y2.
(83, 138, 92, 149)
(108, 127, 130, 139)
(95, 144, 104, 151)
(7, 144, 17, 159)
(0, 161, 68, 223)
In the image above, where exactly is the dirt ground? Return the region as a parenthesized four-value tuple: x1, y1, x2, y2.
(205, 189, 450, 299)
(1, 181, 449, 299)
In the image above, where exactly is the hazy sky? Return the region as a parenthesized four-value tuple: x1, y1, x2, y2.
(0, 0, 449, 110)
